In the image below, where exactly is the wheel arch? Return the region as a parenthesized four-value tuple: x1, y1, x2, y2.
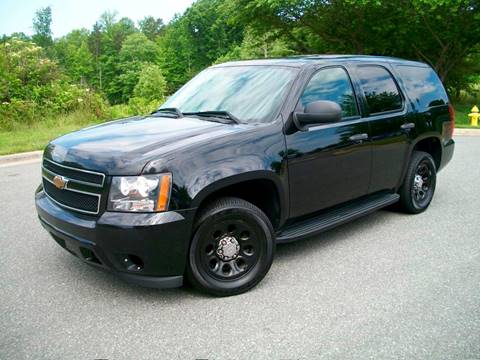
(411, 135, 442, 170)
(191, 171, 287, 230)
(397, 135, 442, 190)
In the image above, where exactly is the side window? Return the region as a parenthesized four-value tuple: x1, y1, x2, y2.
(396, 65, 448, 110)
(300, 67, 358, 118)
(357, 66, 403, 114)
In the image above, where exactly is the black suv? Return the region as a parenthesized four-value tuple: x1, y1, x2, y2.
(35, 55, 455, 296)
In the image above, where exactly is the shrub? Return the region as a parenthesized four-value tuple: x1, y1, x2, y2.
(128, 96, 162, 115)
(107, 104, 135, 120)
(0, 38, 107, 130)
(0, 99, 37, 129)
(133, 63, 167, 102)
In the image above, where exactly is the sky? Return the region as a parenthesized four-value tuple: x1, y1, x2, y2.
(0, 0, 195, 38)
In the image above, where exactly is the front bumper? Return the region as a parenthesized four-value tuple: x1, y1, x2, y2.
(35, 186, 195, 289)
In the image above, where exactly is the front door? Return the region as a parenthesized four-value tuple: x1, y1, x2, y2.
(286, 66, 372, 218)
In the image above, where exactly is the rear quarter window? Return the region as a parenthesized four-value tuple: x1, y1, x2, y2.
(395, 65, 448, 110)
(356, 65, 403, 115)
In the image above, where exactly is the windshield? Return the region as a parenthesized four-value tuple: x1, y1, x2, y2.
(161, 66, 298, 123)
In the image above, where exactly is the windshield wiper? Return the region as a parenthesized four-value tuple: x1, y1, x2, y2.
(151, 107, 184, 118)
(183, 111, 241, 124)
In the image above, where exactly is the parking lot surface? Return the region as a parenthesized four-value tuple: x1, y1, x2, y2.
(1, 137, 479, 359)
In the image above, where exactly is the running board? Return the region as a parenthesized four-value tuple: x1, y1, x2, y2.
(276, 193, 400, 243)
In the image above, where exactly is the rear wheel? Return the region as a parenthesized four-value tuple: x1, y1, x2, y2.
(187, 197, 275, 296)
(399, 151, 437, 214)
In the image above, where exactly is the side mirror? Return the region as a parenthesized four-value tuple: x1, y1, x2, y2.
(294, 100, 342, 129)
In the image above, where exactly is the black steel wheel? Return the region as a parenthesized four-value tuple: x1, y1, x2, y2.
(187, 197, 275, 296)
(399, 151, 437, 214)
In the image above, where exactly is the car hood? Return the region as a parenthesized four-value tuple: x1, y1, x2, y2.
(44, 115, 250, 175)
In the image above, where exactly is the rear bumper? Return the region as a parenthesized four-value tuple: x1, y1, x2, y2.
(439, 138, 455, 171)
(35, 186, 195, 289)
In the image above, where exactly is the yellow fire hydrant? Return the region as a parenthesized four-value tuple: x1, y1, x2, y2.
(469, 105, 480, 126)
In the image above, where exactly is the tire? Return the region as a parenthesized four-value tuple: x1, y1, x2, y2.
(186, 197, 275, 296)
(398, 151, 437, 214)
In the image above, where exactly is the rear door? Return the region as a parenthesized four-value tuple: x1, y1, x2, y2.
(286, 65, 372, 218)
(351, 64, 412, 193)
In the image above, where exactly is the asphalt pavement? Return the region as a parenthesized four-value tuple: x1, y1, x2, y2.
(1, 137, 479, 359)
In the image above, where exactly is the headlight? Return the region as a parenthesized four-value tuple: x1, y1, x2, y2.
(108, 173, 172, 212)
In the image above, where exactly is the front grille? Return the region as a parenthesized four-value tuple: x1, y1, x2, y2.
(43, 159, 104, 186)
(42, 158, 105, 215)
(43, 180, 100, 213)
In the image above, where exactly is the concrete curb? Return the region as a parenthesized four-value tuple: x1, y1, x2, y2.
(455, 128, 480, 136)
(0, 150, 43, 166)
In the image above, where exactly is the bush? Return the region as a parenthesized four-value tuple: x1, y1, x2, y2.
(133, 63, 167, 102)
(106, 104, 134, 120)
(128, 97, 162, 115)
(0, 99, 36, 129)
(0, 38, 107, 130)
(0, 84, 107, 130)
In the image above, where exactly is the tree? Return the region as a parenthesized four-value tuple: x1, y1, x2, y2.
(88, 22, 104, 90)
(115, 33, 159, 102)
(229, 0, 480, 94)
(158, 0, 244, 91)
(32, 6, 53, 49)
(133, 63, 167, 101)
(1, 32, 30, 43)
(138, 16, 165, 40)
(2, 0, 478, 118)
(407, 0, 480, 94)
(55, 29, 95, 85)
(218, 28, 296, 62)
(119, 32, 158, 63)
(88, 12, 138, 103)
(158, 14, 197, 90)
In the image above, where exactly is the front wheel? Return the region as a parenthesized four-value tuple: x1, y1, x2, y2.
(398, 151, 437, 214)
(187, 197, 275, 296)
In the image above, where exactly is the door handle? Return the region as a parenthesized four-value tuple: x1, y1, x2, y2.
(349, 133, 369, 142)
(401, 122, 415, 131)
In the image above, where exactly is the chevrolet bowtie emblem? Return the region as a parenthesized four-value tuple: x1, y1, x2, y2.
(53, 175, 68, 190)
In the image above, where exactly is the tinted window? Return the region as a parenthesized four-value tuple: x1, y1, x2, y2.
(300, 67, 358, 117)
(357, 66, 402, 114)
(396, 65, 448, 110)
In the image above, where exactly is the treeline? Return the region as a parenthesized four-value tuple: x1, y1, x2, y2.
(1, 0, 479, 130)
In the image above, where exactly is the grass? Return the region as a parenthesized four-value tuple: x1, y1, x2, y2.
(0, 111, 105, 156)
(0, 104, 139, 155)
(0, 102, 478, 156)
(453, 102, 480, 128)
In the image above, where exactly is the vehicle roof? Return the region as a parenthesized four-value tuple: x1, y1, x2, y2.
(215, 55, 428, 69)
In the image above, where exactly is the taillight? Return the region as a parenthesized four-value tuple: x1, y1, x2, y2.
(448, 104, 455, 137)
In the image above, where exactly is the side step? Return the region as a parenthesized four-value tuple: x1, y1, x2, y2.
(276, 193, 400, 243)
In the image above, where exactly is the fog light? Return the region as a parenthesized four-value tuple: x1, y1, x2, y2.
(123, 254, 144, 271)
